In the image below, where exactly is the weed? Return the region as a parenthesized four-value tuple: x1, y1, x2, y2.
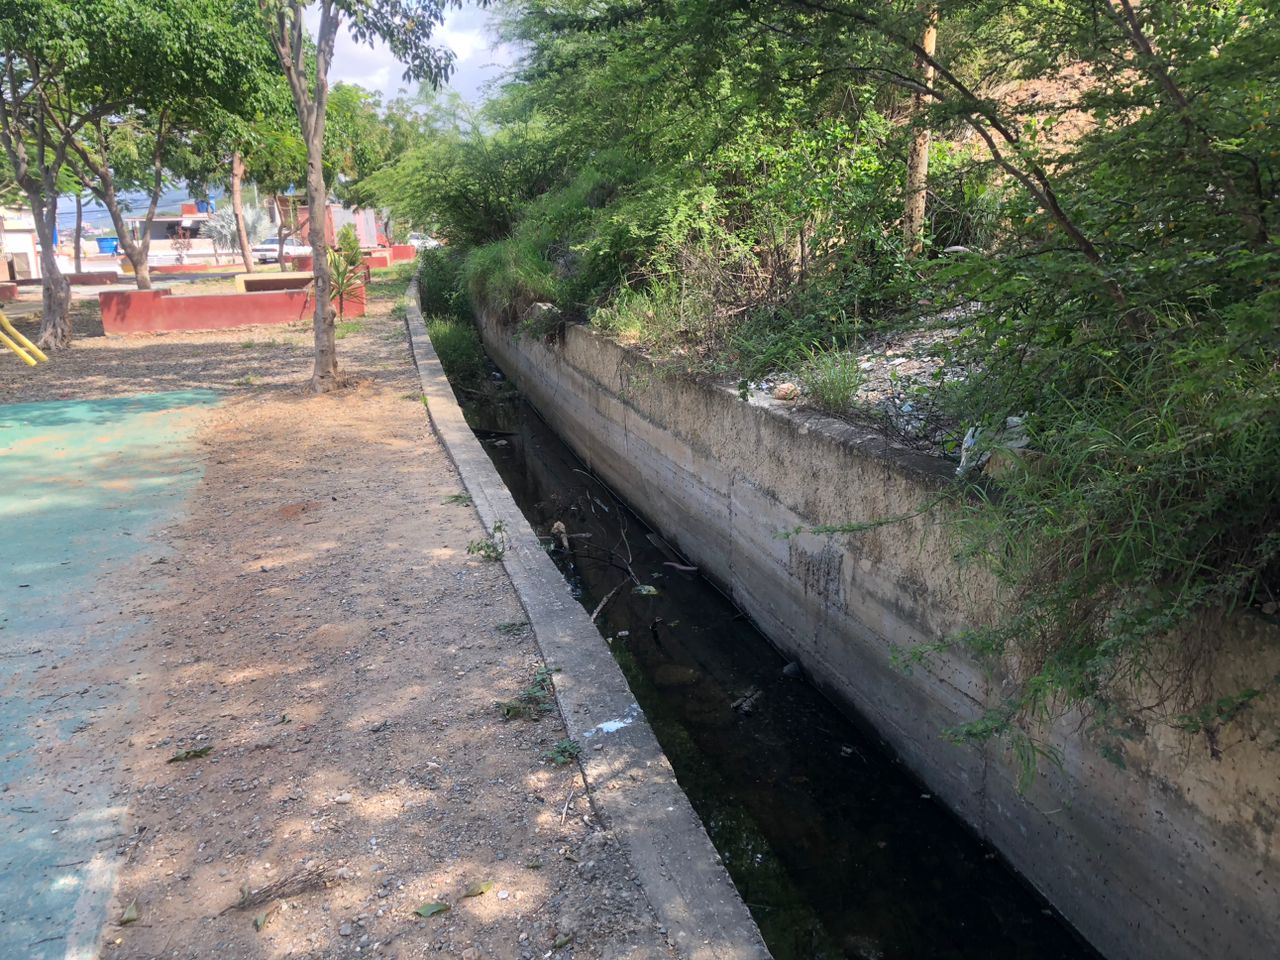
(234, 375, 256, 386)
(498, 666, 559, 720)
(467, 519, 508, 561)
(334, 320, 364, 340)
(496, 620, 529, 635)
(426, 314, 486, 385)
(542, 738, 581, 765)
(444, 492, 473, 506)
(798, 344, 863, 415)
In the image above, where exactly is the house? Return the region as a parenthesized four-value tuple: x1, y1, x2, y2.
(125, 202, 217, 258)
(269, 196, 382, 249)
(1, 206, 42, 280)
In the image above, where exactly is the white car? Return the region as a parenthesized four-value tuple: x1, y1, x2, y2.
(408, 233, 440, 250)
(252, 237, 313, 264)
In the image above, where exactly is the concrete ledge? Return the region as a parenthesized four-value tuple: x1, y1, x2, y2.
(234, 271, 313, 293)
(474, 313, 1280, 960)
(403, 280, 770, 960)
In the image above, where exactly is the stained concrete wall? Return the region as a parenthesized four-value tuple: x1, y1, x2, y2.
(475, 313, 1280, 960)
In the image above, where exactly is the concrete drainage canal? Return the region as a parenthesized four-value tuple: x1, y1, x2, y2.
(430, 325, 1102, 960)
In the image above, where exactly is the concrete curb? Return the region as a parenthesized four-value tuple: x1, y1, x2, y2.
(404, 281, 771, 960)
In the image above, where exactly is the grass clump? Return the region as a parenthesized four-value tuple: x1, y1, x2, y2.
(497, 666, 558, 720)
(425, 314, 485, 385)
(334, 321, 364, 340)
(542, 738, 581, 765)
(798, 344, 864, 415)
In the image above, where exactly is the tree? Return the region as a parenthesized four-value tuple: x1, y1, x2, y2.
(0, 0, 266, 344)
(0, 1, 118, 347)
(902, 4, 936, 258)
(255, 0, 465, 393)
(60, 5, 267, 290)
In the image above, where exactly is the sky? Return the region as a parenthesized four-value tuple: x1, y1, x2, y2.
(59, 5, 515, 231)
(314, 4, 518, 105)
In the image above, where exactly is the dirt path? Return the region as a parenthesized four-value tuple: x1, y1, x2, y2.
(2, 279, 674, 960)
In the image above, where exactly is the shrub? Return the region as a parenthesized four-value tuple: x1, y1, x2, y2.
(418, 247, 466, 319)
(425, 314, 485, 386)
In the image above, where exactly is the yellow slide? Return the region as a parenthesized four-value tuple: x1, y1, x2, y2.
(0, 311, 48, 366)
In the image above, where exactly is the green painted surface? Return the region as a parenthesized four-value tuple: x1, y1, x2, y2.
(0, 390, 217, 958)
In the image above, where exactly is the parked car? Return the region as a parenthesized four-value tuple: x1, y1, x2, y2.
(408, 233, 440, 250)
(252, 236, 312, 264)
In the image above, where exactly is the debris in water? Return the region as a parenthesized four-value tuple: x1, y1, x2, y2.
(731, 687, 764, 714)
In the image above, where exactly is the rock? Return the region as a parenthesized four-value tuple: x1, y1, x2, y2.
(339, 922, 353, 937)
(772, 382, 800, 401)
(782, 661, 803, 679)
(336, 866, 355, 880)
(461, 949, 480, 960)
(497, 889, 510, 900)
(334, 793, 353, 804)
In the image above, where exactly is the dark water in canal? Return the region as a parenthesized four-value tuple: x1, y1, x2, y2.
(445, 350, 1102, 960)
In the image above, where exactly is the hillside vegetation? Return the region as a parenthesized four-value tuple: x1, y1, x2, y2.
(369, 1, 1280, 767)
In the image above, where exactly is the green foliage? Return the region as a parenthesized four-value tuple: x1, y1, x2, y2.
(797, 345, 864, 416)
(418, 247, 467, 318)
(326, 248, 365, 321)
(425, 313, 485, 386)
(498, 666, 559, 721)
(202, 205, 271, 253)
(335, 224, 363, 267)
(352, 0, 1280, 762)
(467, 520, 508, 561)
(542, 738, 581, 766)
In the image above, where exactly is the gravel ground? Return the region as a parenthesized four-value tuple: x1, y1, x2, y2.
(1, 284, 676, 960)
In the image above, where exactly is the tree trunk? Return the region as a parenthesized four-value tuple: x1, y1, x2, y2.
(904, 5, 938, 259)
(74, 193, 83, 274)
(30, 190, 71, 348)
(94, 176, 153, 290)
(116, 219, 152, 290)
(305, 150, 339, 392)
(231, 152, 254, 272)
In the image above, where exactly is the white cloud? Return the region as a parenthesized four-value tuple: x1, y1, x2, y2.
(301, 3, 516, 104)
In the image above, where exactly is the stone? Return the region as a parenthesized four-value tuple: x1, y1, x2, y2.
(772, 382, 800, 401)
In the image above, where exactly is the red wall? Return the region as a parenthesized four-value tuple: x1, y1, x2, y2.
(362, 253, 391, 271)
(242, 274, 313, 292)
(150, 263, 227, 275)
(389, 244, 417, 263)
(99, 286, 365, 335)
(0, 282, 16, 302)
(65, 271, 117, 285)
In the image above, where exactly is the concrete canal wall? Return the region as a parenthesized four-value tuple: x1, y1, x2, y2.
(474, 311, 1280, 960)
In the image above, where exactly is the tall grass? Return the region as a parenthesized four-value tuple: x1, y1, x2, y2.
(425, 314, 486, 386)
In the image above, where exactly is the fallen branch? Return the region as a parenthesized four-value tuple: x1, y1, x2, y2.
(220, 862, 333, 915)
(590, 580, 628, 623)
